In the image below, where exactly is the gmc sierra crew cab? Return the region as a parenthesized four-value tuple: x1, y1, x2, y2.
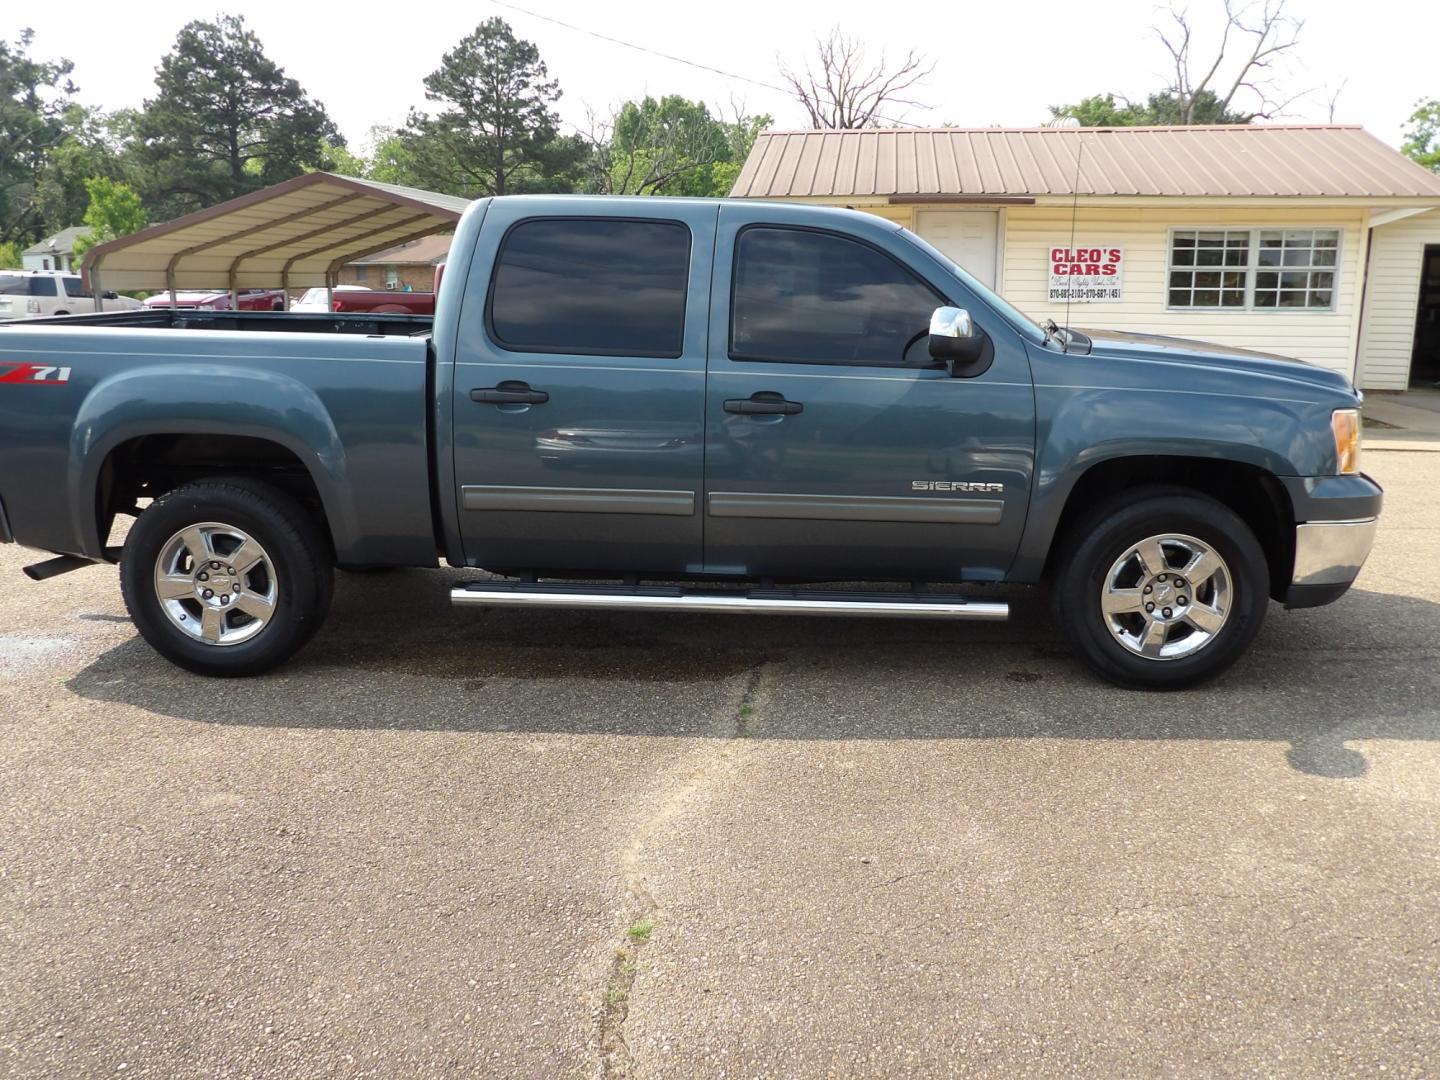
(0, 196, 1382, 688)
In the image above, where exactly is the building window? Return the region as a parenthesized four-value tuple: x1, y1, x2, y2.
(1168, 228, 1340, 311)
(354, 265, 367, 283)
(1254, 230, 1338, 309)
(385, 265, 399, 289)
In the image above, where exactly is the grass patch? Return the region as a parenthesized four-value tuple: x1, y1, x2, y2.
(626, 918, 653, 942)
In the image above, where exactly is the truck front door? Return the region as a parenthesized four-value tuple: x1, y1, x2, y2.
(451, 202, 714, 574)
(702, 205, 1035, 582)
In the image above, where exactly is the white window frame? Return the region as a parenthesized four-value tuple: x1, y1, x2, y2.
(1166, 226, 1342, 314)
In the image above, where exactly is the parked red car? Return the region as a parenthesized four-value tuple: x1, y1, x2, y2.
(292, 286, 436, 315)
(143, 288, 286, 311)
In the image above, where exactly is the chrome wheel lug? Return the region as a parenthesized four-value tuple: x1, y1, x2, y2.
(1143, 585, 1153, 594)
(1145, 602, 1155, 613)
(210, 561, 221, 570)
(1178, 596, 1188, 605)
(220, 595, 230, 606)
(233, 583, 241, 593)
(197, 571, 209, 582)
(202, 588, 214, 599)
(1163, 607, 1173, 618)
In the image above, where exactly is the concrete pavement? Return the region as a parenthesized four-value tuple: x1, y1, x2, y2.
(2, 450, 1437, 1078)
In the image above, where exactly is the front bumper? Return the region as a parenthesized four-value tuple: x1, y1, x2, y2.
(1280, 474, 1382, 609)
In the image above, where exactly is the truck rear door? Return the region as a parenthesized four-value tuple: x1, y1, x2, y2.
(701, 203, 1035, 582)
(450, 200, 714, 574)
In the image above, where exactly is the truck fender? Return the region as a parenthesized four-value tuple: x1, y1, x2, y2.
(1008, 386, 1321, 581)
(68, 363, 358, 559)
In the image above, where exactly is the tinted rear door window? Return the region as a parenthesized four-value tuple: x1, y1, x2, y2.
(62, 276, 91, 298)
(488, 218, 690, 358)
(29, 277, 57, 297)
(730, 226, 943, 368)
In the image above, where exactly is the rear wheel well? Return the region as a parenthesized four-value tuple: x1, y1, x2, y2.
(97, 434, 332, 556)
(1046, 456, 1294, 600)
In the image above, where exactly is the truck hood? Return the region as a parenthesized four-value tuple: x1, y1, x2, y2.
(1080, 327, 1356, 396)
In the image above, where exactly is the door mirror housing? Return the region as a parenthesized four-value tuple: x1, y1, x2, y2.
(928, 306, 991, 377)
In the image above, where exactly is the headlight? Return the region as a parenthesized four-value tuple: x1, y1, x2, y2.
(1331, 408, 1361, 475)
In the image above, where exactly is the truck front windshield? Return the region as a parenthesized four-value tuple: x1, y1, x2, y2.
(899, 229, 1046, 346)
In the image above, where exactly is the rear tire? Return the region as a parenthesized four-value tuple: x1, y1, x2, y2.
(120, 478, 333, 676)
(1053, 487, 1269, 690)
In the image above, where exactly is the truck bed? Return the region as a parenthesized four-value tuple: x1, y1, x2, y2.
(8, 309, 433, 336)
(0, 312, 438, 568)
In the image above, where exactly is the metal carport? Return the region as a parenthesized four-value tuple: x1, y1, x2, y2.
(81, 172, 469, 308)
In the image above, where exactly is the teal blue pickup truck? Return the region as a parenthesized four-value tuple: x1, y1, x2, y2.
(0, 196, 1381, 688)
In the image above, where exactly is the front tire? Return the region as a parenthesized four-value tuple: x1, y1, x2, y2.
(120, 479, 333, 676)
(1053, 487, 1269, 690)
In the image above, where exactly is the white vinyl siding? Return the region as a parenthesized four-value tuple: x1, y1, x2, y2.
(999, 205, 1368, 378)
(1357, 209, 1440, 391)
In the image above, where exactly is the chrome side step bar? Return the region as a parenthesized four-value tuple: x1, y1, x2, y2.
(450, 581, 1009, 621)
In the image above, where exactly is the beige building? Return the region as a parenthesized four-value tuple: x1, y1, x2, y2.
(730, 125, 1440, 390)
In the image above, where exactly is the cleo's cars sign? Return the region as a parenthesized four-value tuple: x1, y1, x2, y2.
(1048, 246, 1123, 303)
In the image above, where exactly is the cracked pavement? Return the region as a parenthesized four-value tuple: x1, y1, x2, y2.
(2, 449, 1438, 1078)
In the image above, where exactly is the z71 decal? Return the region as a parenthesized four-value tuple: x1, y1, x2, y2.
(0, 362, 72, 384)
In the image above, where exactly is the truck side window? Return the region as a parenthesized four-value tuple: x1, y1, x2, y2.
(730, 226, 944, 368)
(488, 217, 690, 358)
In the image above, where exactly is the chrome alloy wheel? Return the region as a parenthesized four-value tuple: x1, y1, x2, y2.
(153, 523, 278, 646)
(1100, 533, 1232, 661)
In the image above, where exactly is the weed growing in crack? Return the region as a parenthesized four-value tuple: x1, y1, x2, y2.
(627, 918, 653, 942)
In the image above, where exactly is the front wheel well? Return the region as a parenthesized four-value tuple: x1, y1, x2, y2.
(1046, 456, 1294, 601)
(97, 434, 332, 557)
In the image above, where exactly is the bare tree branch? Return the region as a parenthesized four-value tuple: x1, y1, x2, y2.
(1155, 0, 1305, 124)
(779, 29, 933, 128)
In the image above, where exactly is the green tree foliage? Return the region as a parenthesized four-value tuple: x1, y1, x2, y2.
(1050, 90, 1251, 127)
(366, 127, 424, 187)
(1403, 100, 1440, 172)
(33, 106, 132, 239)
(401, 18, 582, 196)
(589, 96, 768, 197)
(0, 240, 20, 269)
(72, 178, 147, 258)
(133, 15, 340, 217)
(0, 31, 77, 244)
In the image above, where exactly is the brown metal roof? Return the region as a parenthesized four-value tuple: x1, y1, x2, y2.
(731, 125, 1440, 201)
(83, 172, 470, 292)
(348, 233, 452, 266)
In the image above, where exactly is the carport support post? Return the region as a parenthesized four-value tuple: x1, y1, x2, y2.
(325, 271, 335, 311)
(281, 269, 290, 311)
(90, 268, 104, 313)
(166, 266, 178, 310)
(228, 266, 240, 312)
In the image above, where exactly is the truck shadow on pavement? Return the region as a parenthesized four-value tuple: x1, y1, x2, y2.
(65, 569, 1440, 780)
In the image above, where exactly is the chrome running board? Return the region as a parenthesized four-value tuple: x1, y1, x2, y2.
(450, 581, 1009, 621)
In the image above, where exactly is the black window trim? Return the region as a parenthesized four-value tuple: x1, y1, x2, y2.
(727, 222, 956, 370)
(483, 214, 694, 360)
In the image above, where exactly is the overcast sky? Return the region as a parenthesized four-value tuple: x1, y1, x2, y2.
(18, 0, 1437, 153)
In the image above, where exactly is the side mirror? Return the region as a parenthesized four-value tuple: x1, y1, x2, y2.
(102, 291, 119, 300)
(928, 306, 991, 377)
